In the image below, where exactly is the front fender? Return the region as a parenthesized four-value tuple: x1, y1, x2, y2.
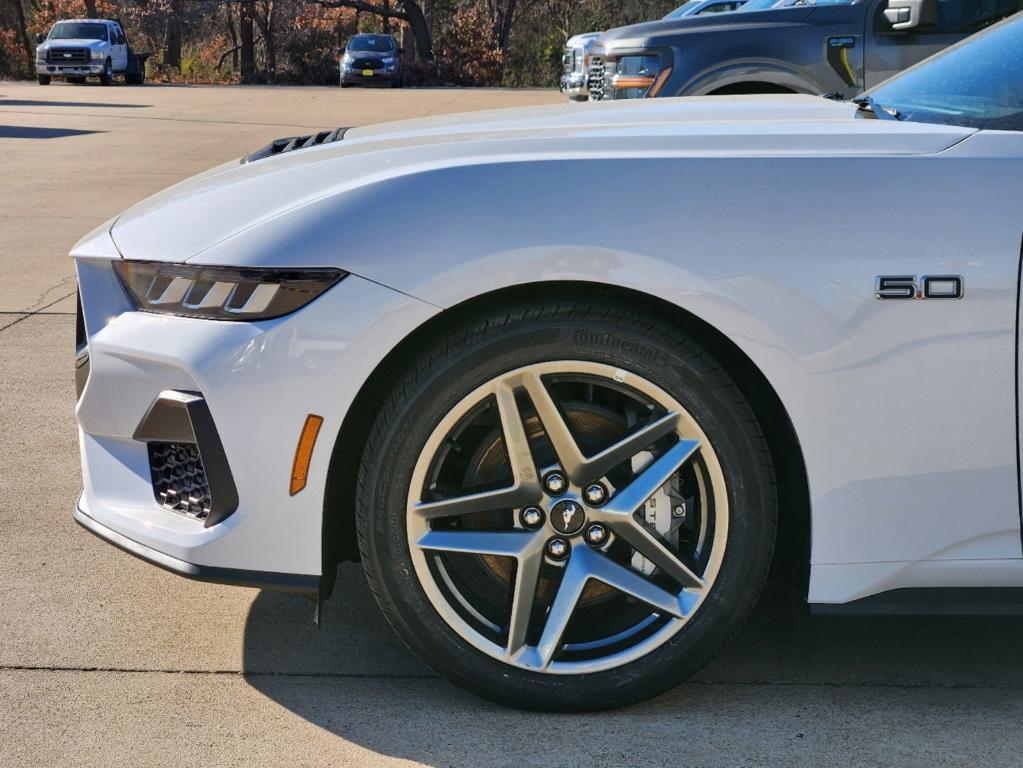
(195, 147, 1023, 602)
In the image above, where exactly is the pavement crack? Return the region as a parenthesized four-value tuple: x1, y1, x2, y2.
(0, 665, 438, 680)
(2, 666, 1022, 690)
(0, 290, 77, 336)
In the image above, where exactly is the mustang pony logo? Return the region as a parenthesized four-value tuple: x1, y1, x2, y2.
(561, 503, 578, 529)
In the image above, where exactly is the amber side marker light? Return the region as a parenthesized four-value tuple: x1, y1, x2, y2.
(290, 414, 324, 496)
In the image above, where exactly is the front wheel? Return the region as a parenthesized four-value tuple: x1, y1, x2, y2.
(356, 300, 777, 710)
(99, 59, 112, 86)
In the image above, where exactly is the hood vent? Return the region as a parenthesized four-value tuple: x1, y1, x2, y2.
(244, 127, 350, 163)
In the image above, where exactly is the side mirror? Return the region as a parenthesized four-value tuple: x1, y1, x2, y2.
(36, 33, 46, 44)
(883, 0, 937, 30)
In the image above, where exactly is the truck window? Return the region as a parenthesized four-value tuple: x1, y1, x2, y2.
(931, 0, 1023, 32)
(49, 22, 108, 40)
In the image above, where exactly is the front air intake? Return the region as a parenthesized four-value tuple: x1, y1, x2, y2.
(134, 391, 239, 527)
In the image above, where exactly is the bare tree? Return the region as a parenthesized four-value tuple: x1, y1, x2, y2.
(6, 0, 32, 70)
(240, 0, 256, 81)
(84, 0, 98, 18)
(164, 0, 184, 70)
(312, 0, 433, 61)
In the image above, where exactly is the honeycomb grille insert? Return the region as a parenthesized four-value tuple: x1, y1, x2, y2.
(148, 442, 212, 521)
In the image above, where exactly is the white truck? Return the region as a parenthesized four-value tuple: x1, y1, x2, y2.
(35, 18, 148, 86)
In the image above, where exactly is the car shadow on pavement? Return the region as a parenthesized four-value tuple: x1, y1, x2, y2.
(242, 566, 1023, 765)
(0, 125, 101, 139)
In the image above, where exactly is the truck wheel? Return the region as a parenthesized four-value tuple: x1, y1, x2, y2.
(99, 59, 113, 86)
(37, 75, 51, 85)
(126, 71, 145, 85)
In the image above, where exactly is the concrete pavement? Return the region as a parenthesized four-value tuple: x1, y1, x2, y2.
(2, 81, 1023, 767)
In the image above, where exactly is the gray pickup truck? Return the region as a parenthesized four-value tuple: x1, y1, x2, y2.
(589, 0, 1023, 100)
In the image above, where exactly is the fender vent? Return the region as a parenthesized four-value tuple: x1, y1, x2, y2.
(244, 127, 350, 163)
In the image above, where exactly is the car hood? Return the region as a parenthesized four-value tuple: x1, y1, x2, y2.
(600, 8, 814, 47)
(41, 38, 104, 48)
(345, 49, 393, 59)
(106, 95, 976, 264)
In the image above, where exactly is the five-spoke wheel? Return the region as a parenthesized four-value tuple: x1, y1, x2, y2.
(356, 302, 776, 710)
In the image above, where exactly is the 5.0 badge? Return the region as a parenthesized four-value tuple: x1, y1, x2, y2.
(875, 275, 964, 300)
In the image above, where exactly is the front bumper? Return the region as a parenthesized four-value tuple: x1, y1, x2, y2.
(341, 68, 399, 85)
(73, 227, 437, 583)
(37, 63, 104, 76)
(75, 497, 318, 592)
(560, 73, 588, 100)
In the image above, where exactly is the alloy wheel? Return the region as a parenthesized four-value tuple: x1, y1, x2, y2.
(406, 360, 728, 674)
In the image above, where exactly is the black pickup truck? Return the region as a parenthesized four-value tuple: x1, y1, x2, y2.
(589, 0, 1022, 100)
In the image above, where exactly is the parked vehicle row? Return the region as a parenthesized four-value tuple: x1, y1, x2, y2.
(565, 0, 1022, 102)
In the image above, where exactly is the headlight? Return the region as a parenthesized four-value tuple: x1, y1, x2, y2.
(36, 49, 46, 62)
(611, 55, 672, 99)
(113, 261, 347, 321)
(91, 49, 104, 60)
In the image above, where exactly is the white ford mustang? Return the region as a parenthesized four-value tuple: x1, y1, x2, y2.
(73, 18, 1023, 710)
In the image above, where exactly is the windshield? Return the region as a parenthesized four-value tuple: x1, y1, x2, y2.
(49, 22, 107, 40)
(664, 0, 703, 17)
(738, 0, 850, 10)
(864, 12, 1023, 130)
(347, 35, 395, 53)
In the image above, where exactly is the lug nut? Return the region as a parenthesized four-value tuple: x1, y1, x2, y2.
(672, 503, 686, 520)
(584, 483, 608, 506)
(543, 471, 567, 496)
(585, 524, 608, 547)
(520, 506, 544, 530)
(546, 537, 570, 560)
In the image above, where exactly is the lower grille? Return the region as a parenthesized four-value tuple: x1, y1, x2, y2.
(48, 47, 89, 64)
(352, 58, 383, 70)
(148, 442, 212, 521)
(588, 57, 607, 100)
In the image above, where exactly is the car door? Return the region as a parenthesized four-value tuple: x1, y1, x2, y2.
(864, 0, 1023, 88)
(109, 24, 128, 71)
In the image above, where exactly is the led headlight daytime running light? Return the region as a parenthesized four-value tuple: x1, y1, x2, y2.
(113, 261, 347, 321)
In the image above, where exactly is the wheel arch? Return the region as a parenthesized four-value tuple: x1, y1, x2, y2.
(683, 63, 821, 96)
(321, 281, 810, 599)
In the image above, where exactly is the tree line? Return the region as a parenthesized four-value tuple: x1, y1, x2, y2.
(0, 0, 678, 86)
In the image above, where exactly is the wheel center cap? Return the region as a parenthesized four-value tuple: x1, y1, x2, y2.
(550, 500, 586, 536)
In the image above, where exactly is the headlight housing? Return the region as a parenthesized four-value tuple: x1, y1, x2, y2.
(91, 49, 104, 60)
(113, 261, 347, 321)
(611, 55, 672, 99)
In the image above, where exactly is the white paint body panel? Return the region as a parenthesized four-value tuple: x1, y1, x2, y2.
(74, 95, 1023, 601)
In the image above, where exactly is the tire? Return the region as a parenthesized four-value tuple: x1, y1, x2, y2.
(356, 299, 777, 711)
(99, 59, 112, 86)
(37, 75, 51, 85)
(126, 70, 144, 85)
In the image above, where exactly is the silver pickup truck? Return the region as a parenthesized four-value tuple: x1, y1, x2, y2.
(36, 18, 147, 86)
